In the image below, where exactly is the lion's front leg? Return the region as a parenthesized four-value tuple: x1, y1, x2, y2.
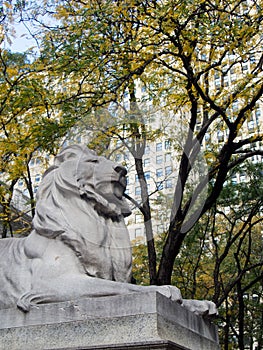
(17, 275, 217, 318)
(17, 274, 182, 312)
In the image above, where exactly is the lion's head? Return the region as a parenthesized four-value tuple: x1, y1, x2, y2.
(31, 145, 132, 281)
(33, 145, 132, 239)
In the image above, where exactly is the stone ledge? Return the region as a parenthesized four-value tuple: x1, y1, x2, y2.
(0, 292, 219, 350)
(49, 340, 188, 349)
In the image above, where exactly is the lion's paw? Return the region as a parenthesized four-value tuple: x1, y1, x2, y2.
(17, 292, 33, 312)
(182, 299, 218, 318)
(17, 291, 53, 313)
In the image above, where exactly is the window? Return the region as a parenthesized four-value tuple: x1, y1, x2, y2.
(240, 173, 246, 182)
(23, 189, 29, 196)
(217, 131, 224, 142)
(165, 166, 172, 176)
(115, 153, 122, 162)
(214, 72, 220, 79)
(135, 228, 142, 238)
(255, 109, 261, 117)
(242, 64, 248, 72)
(144, 158, 150, 166)
(156, 168, 163, 178)
(157, 225, 164, 234)
(232, 100, 239, 111)
(165, 179, 173, 189)
(156, 142, 162, 152)
(135, 214, 143, 224)
(156, 155, 163, 164)
(230, 74, 237, 82)
(205, 133, 210, 142)
(145, 171, 150, 180)
(35, 174, 41, 182)
(145, 145, 150, 154)
(124, 152, 129, 160)
(248, 120, 255, 131)
(231, 176, 237, 185)
(157, 182, 163, 190)
(135, 186, 141, 196)
(165, 153, 171, 162)
(116, 140, 122, 147)
(215, 79, 220, 88)
(165, 140, 171, 150)
(135, 174, 139, 182)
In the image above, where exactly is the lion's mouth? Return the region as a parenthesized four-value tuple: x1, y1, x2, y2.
(113, 176, 127, 199)
(112, 166, 127, 199)
(119, 175, 127, 189)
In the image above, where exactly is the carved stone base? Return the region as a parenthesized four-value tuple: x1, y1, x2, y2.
(0, 292, 220, 350)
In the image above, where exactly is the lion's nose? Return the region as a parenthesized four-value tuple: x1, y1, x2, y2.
(114, 165, 127, 176)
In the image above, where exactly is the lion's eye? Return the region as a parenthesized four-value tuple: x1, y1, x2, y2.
(85, 159, 98, 163)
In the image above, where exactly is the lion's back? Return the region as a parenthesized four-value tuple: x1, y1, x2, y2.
(0, 237, 31, 309)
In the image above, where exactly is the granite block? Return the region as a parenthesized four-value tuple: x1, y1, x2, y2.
(0, 292, 219, 350)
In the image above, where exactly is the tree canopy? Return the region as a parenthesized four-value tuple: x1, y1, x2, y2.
(1, 0, 263, 277)
(1, 1, 263, 347)
(36, 0, 263, 282)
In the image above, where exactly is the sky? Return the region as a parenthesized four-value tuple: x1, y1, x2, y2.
(4, 22, 37, 52)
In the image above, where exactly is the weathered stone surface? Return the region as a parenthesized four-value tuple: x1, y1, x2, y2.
(0, 292, 219, 350)
(0, 145, 217, 319)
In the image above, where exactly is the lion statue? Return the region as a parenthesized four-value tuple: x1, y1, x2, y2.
(0, 145, 217, 317)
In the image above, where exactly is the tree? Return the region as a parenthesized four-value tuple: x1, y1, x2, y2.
(31, 0, 263, 285)
(132, 161, 263, 349)
(0, 48, 80, 237)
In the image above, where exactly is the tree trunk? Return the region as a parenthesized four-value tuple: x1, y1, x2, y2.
(157, 225, 185, 285)
(134, 157, 157, 284)
(237, 281, 245, 350)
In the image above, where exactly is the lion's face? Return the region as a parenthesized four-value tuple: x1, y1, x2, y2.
(76, 155, 127, 201)
(33, 145, 131, 240)
(52, 145, 131, 218)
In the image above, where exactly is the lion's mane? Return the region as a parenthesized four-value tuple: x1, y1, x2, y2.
(33, 145, 131, 237)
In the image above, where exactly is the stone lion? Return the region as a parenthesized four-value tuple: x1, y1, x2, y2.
(0, 145, 217, 317)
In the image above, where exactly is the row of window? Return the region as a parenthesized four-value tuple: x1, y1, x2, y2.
(156, 140, 172, 152)
(114, 140, 172, 161)
(132, 223, 167, 239)
(132, 166, 173, 183)
(29, 158, 42, 167)
(116, 152, 173, 165)
(18, 174, 42, 187)
(144, 153, 172, 166)
(128, 178, 173, 196)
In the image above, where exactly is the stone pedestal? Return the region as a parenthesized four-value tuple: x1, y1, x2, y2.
(0, 292, 219, 350)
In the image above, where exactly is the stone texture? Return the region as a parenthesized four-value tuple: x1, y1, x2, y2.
(0, 292, 219, 350)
